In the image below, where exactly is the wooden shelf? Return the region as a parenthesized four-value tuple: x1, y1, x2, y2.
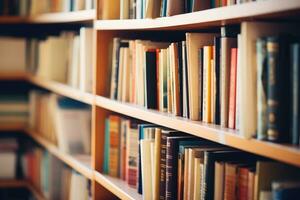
(27, 75, 94, 105)
(0, 180, 46, 200)
(0, 71, 28, 80)
(25, 129, 93, 180)
(95, 96, 300, 167)
(0, 10, 95, 24)
(94, 172, 142, 200)
(94, 0, 300, 30)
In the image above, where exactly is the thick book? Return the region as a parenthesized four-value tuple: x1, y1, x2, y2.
(228, 48, 238, 129)
(291, 43, 300, 145)
(214, 36, 221, 125)
(145, 50, 158, 109)
(238, 167, 249, 200)
(266, 36, 291, 142)
(256, 37, 268, 140)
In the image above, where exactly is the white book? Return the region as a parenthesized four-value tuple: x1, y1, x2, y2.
(235, 34, 242, 130)
(79, 28, 94, 93)
(214, 161, 225, 200)
(140, 139, 154, 200)
(69, 172, 89, 200)
(68, 36, 81, 88)
(120, 0, 130, 19)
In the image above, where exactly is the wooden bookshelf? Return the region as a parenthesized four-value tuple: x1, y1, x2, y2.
(94, 0, 300, 30)
(0, 123, 26, 131)
(94, 172, 143, 200)
(27, 75, 94, 105)
(25, 129, 94, 180)
(26, 181, 47, 200)
(0, 10, 95, 24)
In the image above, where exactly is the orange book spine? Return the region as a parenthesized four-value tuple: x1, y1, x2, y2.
(228, 48, 238, 129)
(109, 115, 120, 177)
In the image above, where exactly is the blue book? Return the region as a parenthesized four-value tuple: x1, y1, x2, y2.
(57, 97, 89, 110)
(103, 119, 110, 174)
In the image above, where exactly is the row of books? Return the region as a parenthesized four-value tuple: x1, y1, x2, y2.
(109, 21, 300, 146)
(0, 138, 18, 179)
(29, 90, 91, 155)
(256, 36, 300, 145)
(109, 29, 239, 128)
(21, 147, 90, 200)
(103, 115, 300, 200)
(101, 0, 258, 19)
(0, 93, 29, 126)
(0, 0, 94, 16)
(27, 28, 94, 92)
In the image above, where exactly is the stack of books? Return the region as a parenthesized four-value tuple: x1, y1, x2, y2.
(103, 115, 300, 200)
(29, 90, 91, 155)
(0, 0, 94, 16)
(27, 27, 94, 93)
(0, 138, 18, 179)
(21, 147, 90, 199)
(0, 93, 29, 126)
(100, 0, 257, 19)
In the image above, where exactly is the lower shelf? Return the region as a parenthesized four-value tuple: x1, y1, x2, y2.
(94, 172, 143, 200)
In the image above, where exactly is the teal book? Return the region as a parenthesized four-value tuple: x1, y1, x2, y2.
(256, 37, 268, 140)
(103, 119, 110, 174)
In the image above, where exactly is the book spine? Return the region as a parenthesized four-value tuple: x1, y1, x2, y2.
(159, 132, 167, 199)
(291, 43, 300, 145)
(224, 164, 237, 200)
(109, 116, 120, 177)
(266, 37, 280, 142)
(228, 48, 238, 129)
(165, 138, 176, 200)
(203, 46, 213, 123)
(256, 38, 268, 140)
(238, 168, 248, 200)
(214, 37, 221, 125)
(145, 50, 158, 109)
(199, 48, 203, 121)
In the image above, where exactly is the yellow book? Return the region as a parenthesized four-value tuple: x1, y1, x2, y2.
(203, 46, 213, 123)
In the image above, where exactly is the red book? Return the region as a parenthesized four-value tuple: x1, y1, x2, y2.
(228, 48, 238, 129)
(222, 0, 227, 6)
(224, 163, 238, 200)
(238, 167, 249, 200)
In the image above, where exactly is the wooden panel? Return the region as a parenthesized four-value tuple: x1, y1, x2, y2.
(95, 0, 300, 31)
(0, 180, 27, 188)
(95, 96, 300, 167)
(25, 129, 93, 179)
(94, 172, 142, 200)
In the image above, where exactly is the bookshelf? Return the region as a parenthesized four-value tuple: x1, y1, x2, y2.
(1, 0, 300, 199)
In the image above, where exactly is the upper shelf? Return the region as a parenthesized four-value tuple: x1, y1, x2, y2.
(0, 9, 95, 24)
(94, 0, 300, 30)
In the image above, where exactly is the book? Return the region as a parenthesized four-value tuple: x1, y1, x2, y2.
(266, 36, 291, 142)
(291, 43, 300, 145)
(220, 37, 237, 128)
(108, 115, 121, 177)
(256, 37, 268, 140)
(145, 50, 158, 109)
(228, 48, 238, 129)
